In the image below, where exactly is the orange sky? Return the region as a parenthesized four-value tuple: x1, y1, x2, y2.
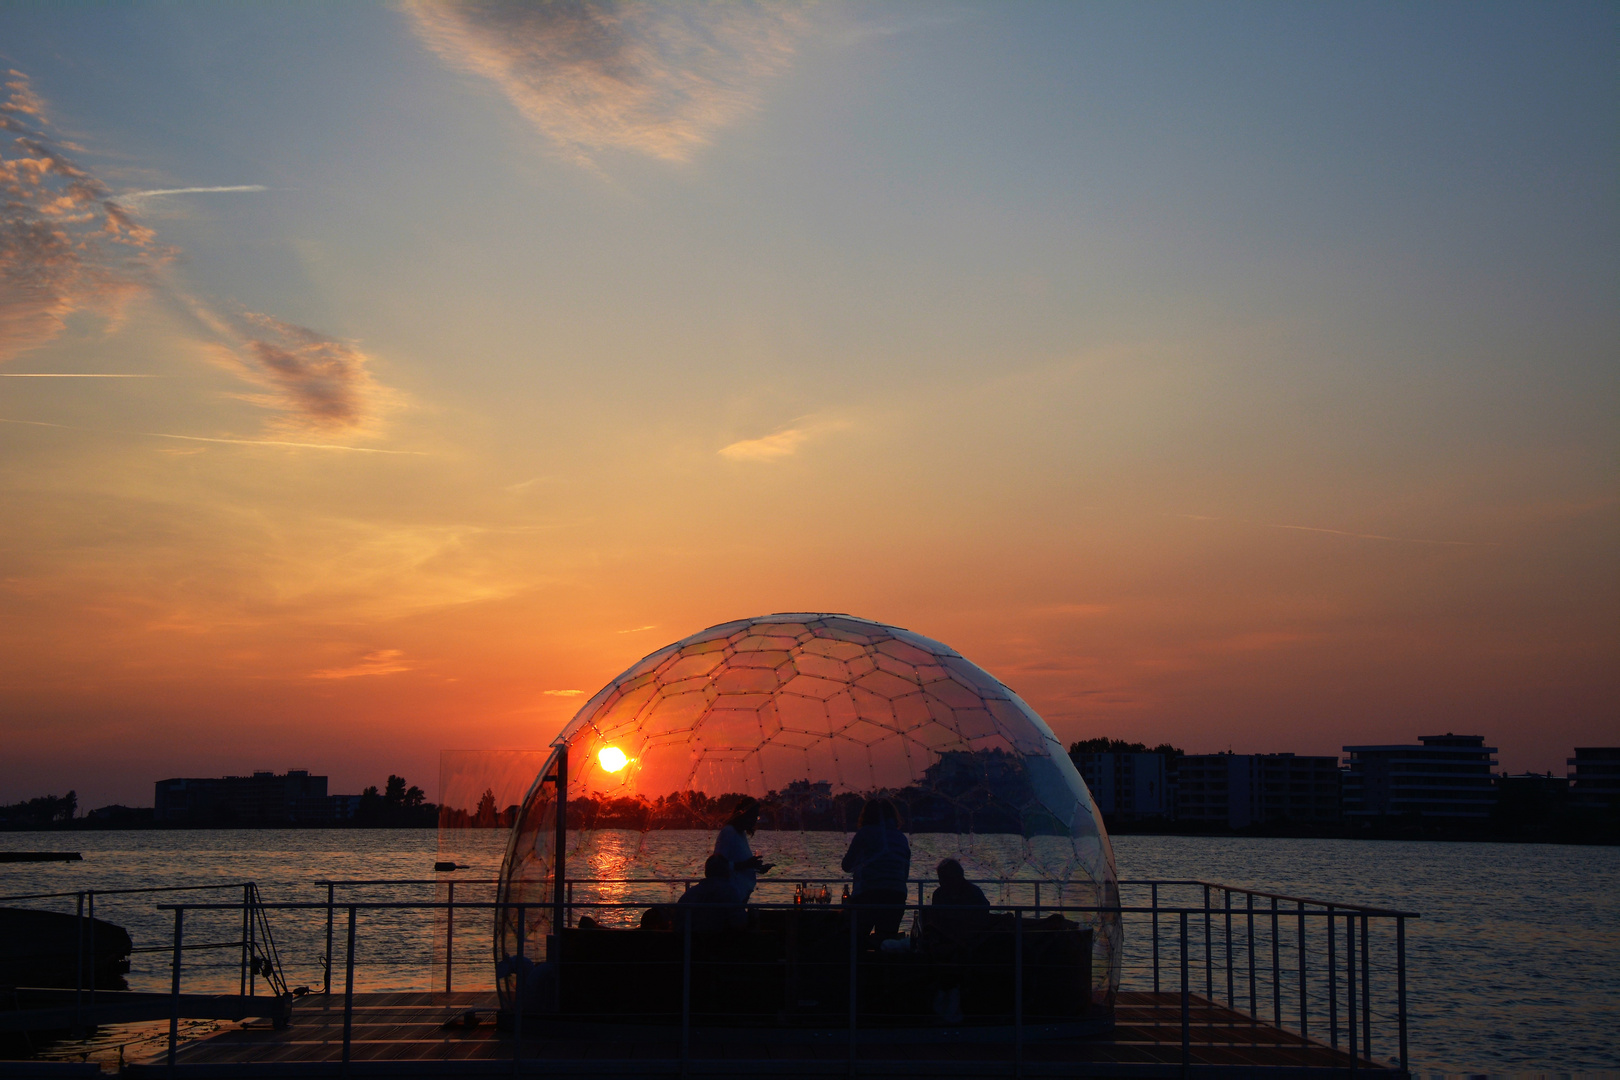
(1, 3, 1614, 807)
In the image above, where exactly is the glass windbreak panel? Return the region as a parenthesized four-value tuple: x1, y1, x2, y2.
(436, 750, 551, 992)
(496, 613, 1121, 1010)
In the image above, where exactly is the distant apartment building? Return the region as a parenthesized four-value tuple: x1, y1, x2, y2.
(1176, 754, 1342, 829)
(1568, 748, 1620, 811)
(154, 770, 353, 825)
(1341, 734, 1497, 819)
(1072, 752, 1175, 820)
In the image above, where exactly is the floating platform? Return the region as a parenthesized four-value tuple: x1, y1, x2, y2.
(0, 854, 81, 864)
(120, 990, 1396, 1077)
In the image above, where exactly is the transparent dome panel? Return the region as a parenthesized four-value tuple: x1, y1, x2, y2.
(496, 613, 1121, 1005)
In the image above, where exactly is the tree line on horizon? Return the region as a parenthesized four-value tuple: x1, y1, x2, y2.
(0, 791, 77, 829)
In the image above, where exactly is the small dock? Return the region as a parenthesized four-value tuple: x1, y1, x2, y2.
(123, 990, 1393, 1076)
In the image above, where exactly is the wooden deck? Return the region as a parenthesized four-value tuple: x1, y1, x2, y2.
(121, 991, 1398, 1077)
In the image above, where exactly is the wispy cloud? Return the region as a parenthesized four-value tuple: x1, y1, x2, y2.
(543, 688, 585, 697)
(404, 1, 804, 166)
(203, 312, 389, 436)
(0, 70, 166, 363)
(0, 372, 160, 377)
(719, 417, 847, 462)
(1, 70, 395, 436)
(720, 427, 806, 461)
(310, 649, 411, 680)
(617, 624, 656, 634)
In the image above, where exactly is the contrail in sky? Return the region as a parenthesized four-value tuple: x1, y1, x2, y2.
(1173, 512, 1484, 547)
(0, 417, 423, 454)
(1264, 523, 1479, 547)
(141, 432, 425, 454)
(117, 185, 268, 199)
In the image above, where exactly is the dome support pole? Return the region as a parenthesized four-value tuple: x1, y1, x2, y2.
(552, 745, 569, 938)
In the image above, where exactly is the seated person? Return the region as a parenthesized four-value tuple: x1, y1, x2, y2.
(925, 858, 989, 1024)
(926, 858, 991, 943)
(674, 854, 746, 933)
(639, 905, 674, 932)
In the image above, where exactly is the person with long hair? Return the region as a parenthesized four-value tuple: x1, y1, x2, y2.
(713, 796, 772, 903)
(840, 797, 911, 949)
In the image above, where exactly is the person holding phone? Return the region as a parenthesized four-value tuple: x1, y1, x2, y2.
(714, 796, 773, 902)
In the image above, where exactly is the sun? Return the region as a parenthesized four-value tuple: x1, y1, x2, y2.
(597, 746, 629, 773)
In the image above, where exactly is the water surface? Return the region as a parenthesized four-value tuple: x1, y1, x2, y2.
(2, 830, 1614, 1076)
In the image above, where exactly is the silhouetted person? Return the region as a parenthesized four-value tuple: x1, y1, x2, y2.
(676, 854, 746, 933)
(640, 905, 674, 932)
(926, 857, 988, 1024)
(840, 798, 911, 949)
(714, 796, 773, 903)
(928, 858, 990, 940)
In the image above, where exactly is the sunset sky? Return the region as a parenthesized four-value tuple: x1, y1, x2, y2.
(1, 2, 1614, 808)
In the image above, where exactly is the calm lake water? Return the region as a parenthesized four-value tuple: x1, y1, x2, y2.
(2, 830, 1615, 1077)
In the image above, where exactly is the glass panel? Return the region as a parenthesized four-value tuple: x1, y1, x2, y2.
(495, 613, 1121, 1012)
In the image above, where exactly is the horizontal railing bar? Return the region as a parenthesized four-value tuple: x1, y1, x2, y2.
(129, 940, 245, 954)
(312, 879, 502, 886)
(1185, 879, 1418, 917)
(0, 881, 259, 903)
(0, 876, 1415, 915)
(155, 899, 1407, 917)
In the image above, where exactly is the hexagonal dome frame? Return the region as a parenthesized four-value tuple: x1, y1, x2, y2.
(496, 613, 1121, 1003)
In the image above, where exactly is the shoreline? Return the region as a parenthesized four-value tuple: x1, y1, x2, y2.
(2, 820, 1616, 845)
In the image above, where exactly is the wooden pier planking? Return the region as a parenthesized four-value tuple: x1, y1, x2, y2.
(127, 990, 1397, 1075)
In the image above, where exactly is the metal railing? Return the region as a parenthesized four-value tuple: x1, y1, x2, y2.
(148, 877, 1416, 1074)
(0, 881, 286, 1037)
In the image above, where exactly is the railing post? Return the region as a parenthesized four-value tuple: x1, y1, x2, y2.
(342, 905, 356, 1069)
(167, 906, 184, 1072)
(87, 890, 97, 1013)
(1346, 912, 1356, 1073)
(514, 904, 524, 1073)
(74, 891, 84, 1034)
(1328, 903, 1337, 1049)
(247, 884, 258, 997)
(1151, 883, 1161, 994)
(1203, 885, 1213, 998)
(681, 906, 692, 1070)
(324, 883, 335, 997)
(1180, 910, 1191, 1072)
(240, 885, 250, 996)
(1270, 897, 1281, 1025)
(1361, 913, 1371, 1064)
(444, 880, 455, 994)
(1297, 902, 1308, 1045)
(1396, 916, 1409, 1074)
(1224, 889, 1234, 1008)
(848, 903, 858, 1072)
(1247, 892, 1256, 1021)
(1015, 907, 1025, 1077)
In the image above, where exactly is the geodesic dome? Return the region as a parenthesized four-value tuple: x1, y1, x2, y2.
(496, 613, 1120, 1002)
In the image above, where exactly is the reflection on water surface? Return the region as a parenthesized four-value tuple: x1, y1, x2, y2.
(2, 830, 1614, 1075)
